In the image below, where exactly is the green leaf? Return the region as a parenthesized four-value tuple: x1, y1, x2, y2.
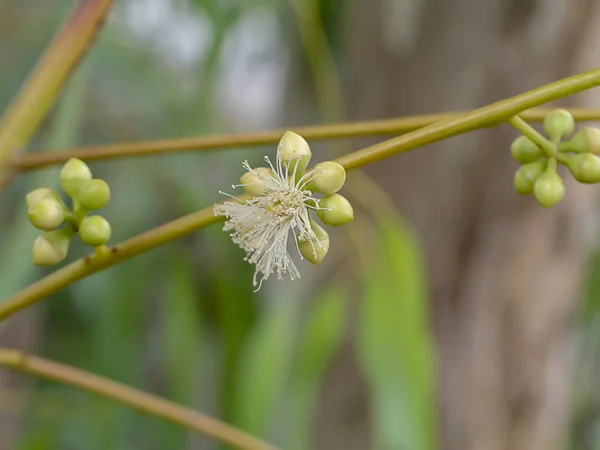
(230, 293, 299, 441)
(357, 214, 437, 450)
(287, 284, 347, 450)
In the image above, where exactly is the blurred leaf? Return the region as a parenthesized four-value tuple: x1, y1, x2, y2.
(357, 214, 437, 450)
(287, 284, 347, 450)
(231, 294, 299, 441)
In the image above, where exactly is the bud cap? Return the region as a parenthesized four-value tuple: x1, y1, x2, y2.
(543, 109, 575, 142)
(510, 136, 543, 164)
(60, 158, 93, 197)
(317, 194, 354, 226)
(32, 229, 72, 266)
(239, 167, 274, 197)
(533, 160, 565, 208)
(78, 179, 111, 210)
(307, 161, 347, 195)
(564, 153, 600, 184)
(513, 160, 546, 195)
(278, 131, 312, 176)
(79, 215, 112, 247)
(28, 197, 65, 231)
(298, 219, 329, 265)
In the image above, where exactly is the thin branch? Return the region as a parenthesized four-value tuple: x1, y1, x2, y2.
(0, 348, 276, 450)
(507, 115, 557, 157)
(0, 0, 115, 176)
(4, 68, 600, 320)
(10, 108, 600, 173)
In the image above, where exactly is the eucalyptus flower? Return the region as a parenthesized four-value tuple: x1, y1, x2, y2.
(214, 135, 325, 290)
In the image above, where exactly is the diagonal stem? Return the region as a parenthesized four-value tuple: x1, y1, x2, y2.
(9, 107, 600, 173)
(4, 68, 600, 321)
(0, 348, 277, 450)
(507, 115, 557, 157)
(0, 0, 115, 178)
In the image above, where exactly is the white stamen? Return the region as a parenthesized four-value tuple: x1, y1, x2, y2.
(215, 149, 319, 289)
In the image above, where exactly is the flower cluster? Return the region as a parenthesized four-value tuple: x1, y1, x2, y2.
(27, 158, 112, 266)
(512, 109, 600, 208)
(215, 131, 353, 290)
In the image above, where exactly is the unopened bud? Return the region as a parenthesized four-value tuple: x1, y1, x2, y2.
(562, 152, 600, 184)
(510, 136, 543, 164)
(298, 220, 329, 265)
(543, 109, 575, 142)
(32, 228, 73, 266)
(513, 160, 546, 195)
(60, 158, 92, 197)
(306, 161, 346, 195)
(560, 127, 600, 154)
(28, 197, 65, 231)
(240, 167, 274, 197)
(78, 179, 111, 210)
(278, 131, 312, 177)
(317, 194, 354, 226)
(534, 159, 565, 208)
(79, 215, 112, 247)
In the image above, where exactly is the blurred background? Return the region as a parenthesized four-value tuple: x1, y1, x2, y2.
(1, 0, 600, 449)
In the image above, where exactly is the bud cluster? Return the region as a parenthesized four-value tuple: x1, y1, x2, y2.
(27, 158, 112, 266)
(511, 109, 600, 208)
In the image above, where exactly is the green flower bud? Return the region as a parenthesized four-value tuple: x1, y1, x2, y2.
(513, 160, 547, 195)
(60, 158, 92, 197)
(278, 131, 312, 176)
(240, 167, 274, 197)
(533, 159, 565, 208)
(560, 127, 600, 154)
(79, 215, 112, 247)
(543, 109, 575, 142)
(28, 197, 65, 231)
(317, 194, 354, 226)
(78, 179, 111, 210)
(32, 228, 73, 266)
(562, 153, 600, 184)
(510, 136, 543, 164)
(298, 219, 329, 265)
(306, 161, 347, 195)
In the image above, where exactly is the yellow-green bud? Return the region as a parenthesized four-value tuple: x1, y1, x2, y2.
(533, 160, 565, 208)
(317, 194, 354, 226)
(562, 153, 600, 184)
(560, 127, 600, 154)
(28, 197, 65, 231)
(543, 109, 575, 142)
(79, 215, 112, 247)
(32, 228, 72, 266)
(510, 136, 543, 164)
(306, 161, 346, 195)
(298, 220, 329, 265)
(60, 158, 92, 197)
(239, 167, 274, 197)
(513, 160, 546, 195)
(278, 131, 312, 176)
(78, 179, 111, 210)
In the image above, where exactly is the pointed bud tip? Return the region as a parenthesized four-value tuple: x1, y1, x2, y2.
(278, 131, 312, 175)
(299, 237, 330, 265)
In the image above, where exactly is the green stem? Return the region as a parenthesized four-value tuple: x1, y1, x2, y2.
(5, 68, 600, 319)
(9, 107, 600, 173)
(0, 348, 277, 450)
(507, 115, 557, 157)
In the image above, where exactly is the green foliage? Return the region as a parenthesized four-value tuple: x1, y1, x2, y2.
(357, 213, 437, 450)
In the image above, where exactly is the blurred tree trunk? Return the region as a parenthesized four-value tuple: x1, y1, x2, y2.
(315, 1, 600, 449)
